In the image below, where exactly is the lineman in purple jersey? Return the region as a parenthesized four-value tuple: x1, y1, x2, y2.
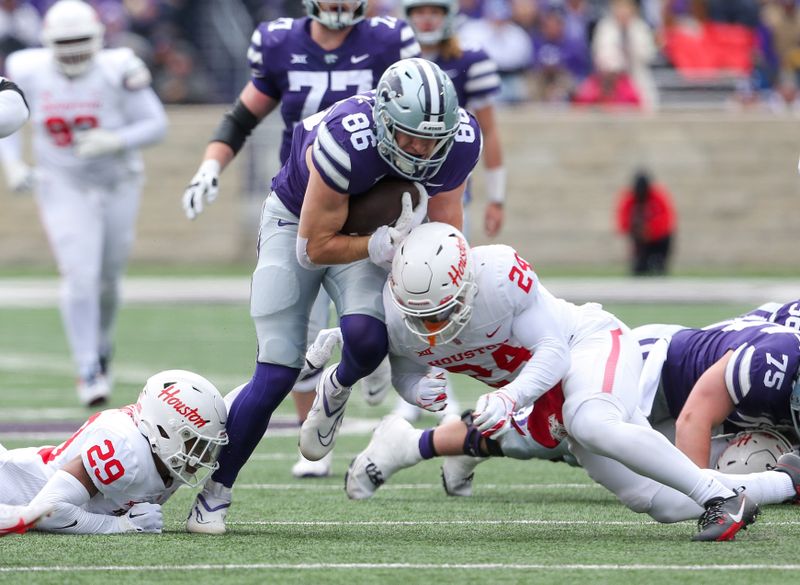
(404, 0, 505, 239)
(185, 58, 481, 535)
(636, 320, 800, 469)
(181, 0, 420, 479)
(182, 2, 420, 207)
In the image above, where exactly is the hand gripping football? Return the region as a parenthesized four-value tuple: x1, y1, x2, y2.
(341, 177, 423, 236)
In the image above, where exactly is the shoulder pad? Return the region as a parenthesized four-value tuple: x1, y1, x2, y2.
(6, 48, 49, 79)
(97, 48, 153, 90)
(254, 18, 296, 49)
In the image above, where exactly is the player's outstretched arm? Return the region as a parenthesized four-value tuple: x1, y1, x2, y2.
(183, 83, 277, 220)
(26, 456, 162, 534)
(473, 103, 505, 238)
(0, 78, 28, 138)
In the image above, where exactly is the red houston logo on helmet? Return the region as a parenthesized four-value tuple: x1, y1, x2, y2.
(447, 238, 468, 287)
(158, 385, 208, 428)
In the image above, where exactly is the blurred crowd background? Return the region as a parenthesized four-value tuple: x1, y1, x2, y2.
(3, 0, 800, 110)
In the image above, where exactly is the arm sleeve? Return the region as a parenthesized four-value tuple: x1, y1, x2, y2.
(27, 469, 123, 534)
(117, 87, 168, 150)
(498, 268, 571, 408)
(389, 353, 429, 406)
(0, 82, 28, 138)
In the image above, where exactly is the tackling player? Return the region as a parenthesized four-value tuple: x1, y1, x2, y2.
(0, 0, 168, 407)
(339, 223, 800, 541)
(185, 58, 482, 535)
(0, 370, 228, 535)
(181, 0, 420, 479)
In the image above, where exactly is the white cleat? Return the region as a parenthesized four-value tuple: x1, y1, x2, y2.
(441, 455, 486, 497)
(360, 356, 392, 406)
(0, 503, 53, 536)
(292, 450, 333, 478)
(345, 414, 422, 500)
(186, 479, 232, 535)
(77, 373, 110, 408)
(299, 364, 351, 461)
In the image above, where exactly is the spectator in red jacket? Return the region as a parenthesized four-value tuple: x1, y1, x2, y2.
(616, 169, 676, 276)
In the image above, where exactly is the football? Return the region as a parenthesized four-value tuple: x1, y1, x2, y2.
(340, 177, 423, 236)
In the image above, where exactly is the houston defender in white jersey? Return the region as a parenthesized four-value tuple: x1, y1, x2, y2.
(345, 223, 800, 541)
(0, 370, 228, 535)
(0, 1, 167, 407)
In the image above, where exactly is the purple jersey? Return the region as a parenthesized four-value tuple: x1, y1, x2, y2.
(271, 91, 482, 216)
(742, 300, 800, 331)
(430, 45, 499, 205)
(432, 44, 500, 110)
(661, 321, 800, 430)
(248, 16, 420, 163)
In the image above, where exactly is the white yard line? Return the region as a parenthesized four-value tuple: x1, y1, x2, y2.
(232, 483, 599, 491)
(2, 276, 800, 307)
(1, 563, 799, 573)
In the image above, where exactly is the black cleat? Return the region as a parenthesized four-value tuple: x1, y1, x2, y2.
(692, 489, 759, 542)
(771, 452, 800, 503)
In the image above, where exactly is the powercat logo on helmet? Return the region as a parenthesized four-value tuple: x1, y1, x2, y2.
(158, 385, 208, 428)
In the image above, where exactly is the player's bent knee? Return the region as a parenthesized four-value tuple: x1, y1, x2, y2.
(251, 264, 301, 317)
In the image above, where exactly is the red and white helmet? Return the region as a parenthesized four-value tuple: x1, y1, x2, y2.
(715, 429, 793, 474)
(389, 222, 477, 345)
(133, 370, 228, 487)
(41, 0, 104, 77)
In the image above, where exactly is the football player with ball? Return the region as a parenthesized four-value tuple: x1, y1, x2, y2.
(181, 0, 421, 479)
(184, 58, 482, 535)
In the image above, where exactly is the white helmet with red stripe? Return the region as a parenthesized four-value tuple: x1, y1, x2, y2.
(133, 370, 228, 487)
(389, 222, 476, 345)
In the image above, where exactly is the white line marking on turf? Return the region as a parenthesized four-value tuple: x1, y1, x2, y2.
(223, 519, 800, 527)
(236, 483, 600, 490)
(2, 563, 800, 573)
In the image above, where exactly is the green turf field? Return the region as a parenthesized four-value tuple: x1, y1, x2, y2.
(2, 301, 798, 585)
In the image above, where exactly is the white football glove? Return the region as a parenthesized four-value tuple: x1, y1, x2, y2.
(367, 225, 404, 269)
(473, 390, 516, 439)
(3, 159, 33, 193)
(183, 159, 221, 220)
(301, 327, 343, 377)
(393, 186, 428, 235)
(413, 370, 448, 412)
(117, 502, 162, 534)
(74, 129, 124, 159)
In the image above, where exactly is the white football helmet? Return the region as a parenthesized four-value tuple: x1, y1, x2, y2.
(715, 429, 793, 474)
(41, 0, 105, 77)
(133, 370, 228, 488)
(374, 58, 460, 181)
(389, 222, 476, 345)
(303, 0, 366, 30)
